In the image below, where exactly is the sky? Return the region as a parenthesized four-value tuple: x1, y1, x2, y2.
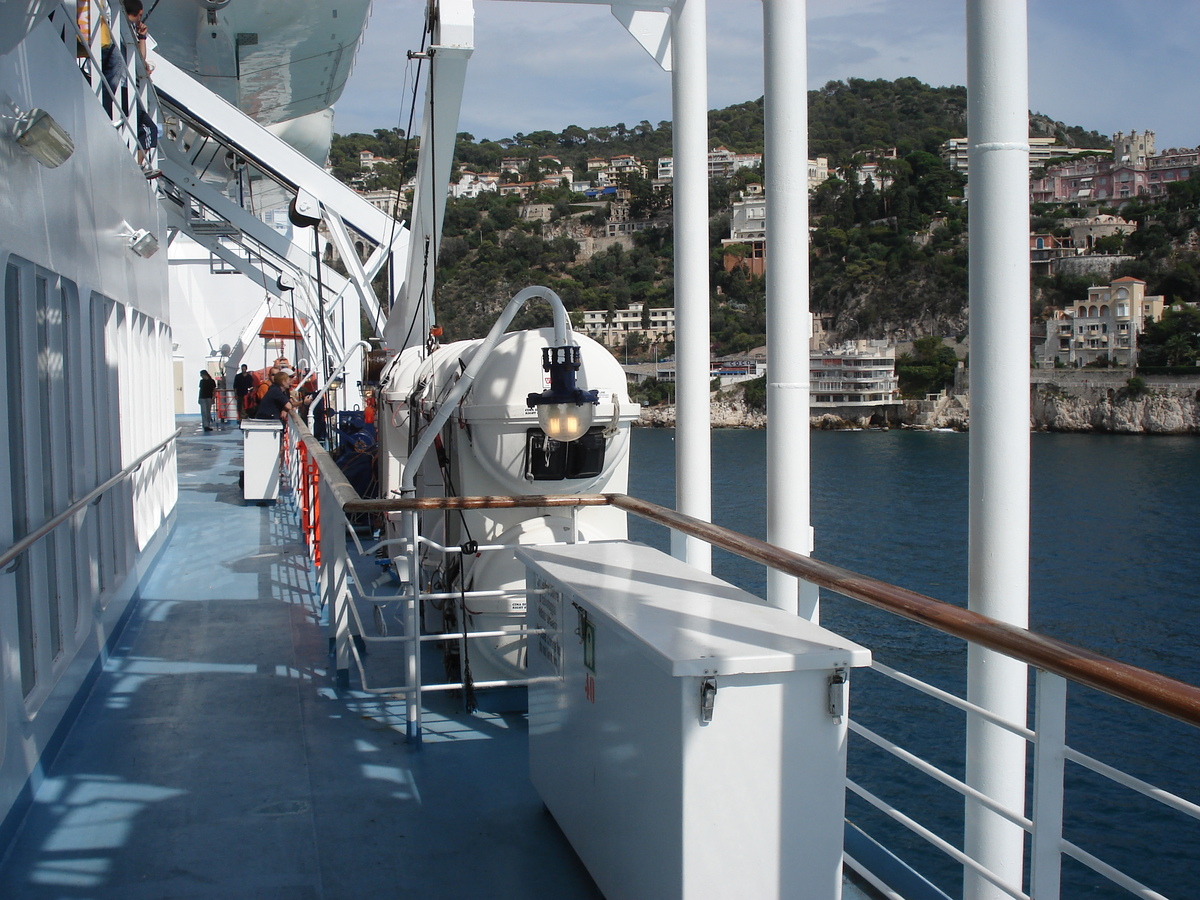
(334, 1, 1200, 152)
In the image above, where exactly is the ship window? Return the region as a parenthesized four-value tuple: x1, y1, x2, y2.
(6, 263, 36, 696)
(99, 299, 127, 595)
(524, 427, 607, 481)
(35, 274, 65, 659)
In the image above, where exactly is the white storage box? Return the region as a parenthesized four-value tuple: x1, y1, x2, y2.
(240, 420, 282, 501)
(519, 541, 871, 900)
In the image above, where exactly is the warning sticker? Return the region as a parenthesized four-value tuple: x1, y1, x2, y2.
(533, 575, 563, 678)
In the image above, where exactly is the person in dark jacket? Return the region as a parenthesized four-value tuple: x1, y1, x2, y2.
(232, 364, 254, 420)
(255, 372, 294, 422)
(198, 371, 216, 431)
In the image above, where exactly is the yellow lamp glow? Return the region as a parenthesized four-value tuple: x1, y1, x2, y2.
(526, 344, 600, 442)
(537, 402, 594, 443)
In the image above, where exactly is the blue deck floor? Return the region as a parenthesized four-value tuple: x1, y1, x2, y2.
(0, 419, 601, 899)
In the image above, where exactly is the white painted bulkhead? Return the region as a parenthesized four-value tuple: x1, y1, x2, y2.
(0, 12, 177, 836)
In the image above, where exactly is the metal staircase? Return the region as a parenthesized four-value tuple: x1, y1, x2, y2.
(148, 50, 409, 376)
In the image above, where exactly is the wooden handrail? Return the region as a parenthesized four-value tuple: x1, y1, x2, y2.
(608, 494, 1200, 729)
(345, 494, 613, 513)
(283, 413, 1200, 730)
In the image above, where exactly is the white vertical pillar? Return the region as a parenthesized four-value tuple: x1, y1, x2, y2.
(669, 0, 712, 572)
(762, 0, 816, 619)
(964, 1, 1030, 897)
(384, 4, 474, 353)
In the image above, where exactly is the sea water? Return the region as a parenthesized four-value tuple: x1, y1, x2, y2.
(628, 428, 1200, 900)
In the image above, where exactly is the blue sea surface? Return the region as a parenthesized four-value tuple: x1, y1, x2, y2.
(627, 427, 1200, 900)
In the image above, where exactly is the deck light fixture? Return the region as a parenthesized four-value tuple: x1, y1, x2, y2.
(526, 345, 600, 442)
(11, 106, 74, 168)
(130, 229, 159, 258)
(401, 286, 599, 503)
(120, 222, 160, 258)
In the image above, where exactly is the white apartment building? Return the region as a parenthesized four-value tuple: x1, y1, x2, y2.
(807, 156, 829, 188)
(649, 339, 901, 412)
(448, 172, 498, 199)
(1040, 276, 1165, 368)
(657, 150, 827, 190)
(357, 188, 404, 215)
(579, 302, 676, 347)
(810, 341, 900, 407)
(706, 146, 764, 179)
(941, 136, 1062, 177)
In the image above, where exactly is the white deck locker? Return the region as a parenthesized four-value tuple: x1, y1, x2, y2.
(240, 419, 282, 501)
(519, 541, 871, 900)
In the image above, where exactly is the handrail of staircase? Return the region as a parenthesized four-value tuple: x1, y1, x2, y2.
(0, 428, 181, 572)
(54, 2, 157, 161)
(284, 411, 1200, 730)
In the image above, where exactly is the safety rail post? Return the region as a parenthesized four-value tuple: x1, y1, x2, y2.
(1030, 670, 1067, 899)
(318, 475, 351, 690)
(309, 454, 321, 567)
(405, 508, 423, 745)
(297, 437, 319, 564)
(283, 418, 294, 477)
(296, 435, 309, 546)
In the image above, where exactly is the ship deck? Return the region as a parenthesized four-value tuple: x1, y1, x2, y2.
(0, 421, 602, 899)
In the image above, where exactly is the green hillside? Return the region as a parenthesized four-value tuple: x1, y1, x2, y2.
(327, 77, 1196, 365)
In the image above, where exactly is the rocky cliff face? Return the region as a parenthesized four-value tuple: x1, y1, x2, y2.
(638, 395, 766, 428)
(636, 384, 1200, 434)
(1031, 385, 1200, 434)
(899, 394, 970, 431)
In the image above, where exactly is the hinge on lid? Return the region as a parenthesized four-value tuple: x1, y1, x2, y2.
(828, 667, 848, 721)
(699, 677, 717, 725)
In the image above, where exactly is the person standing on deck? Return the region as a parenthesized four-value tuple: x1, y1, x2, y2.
(198, 370, 216, 431)
(255, 372, 294, 422)
(232, 364, 253, 421)
(249, 366, 279, 415)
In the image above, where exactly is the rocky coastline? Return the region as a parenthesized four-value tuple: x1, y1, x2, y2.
(1030, 382, 1200, 434)
(636, 377, 1200, 434)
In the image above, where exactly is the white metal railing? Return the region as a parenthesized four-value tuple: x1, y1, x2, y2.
(278, 416, 1200, 900)
(0, 428, 180, 573)
(50, 2, 160, 172)
(280, 419, 543, 710)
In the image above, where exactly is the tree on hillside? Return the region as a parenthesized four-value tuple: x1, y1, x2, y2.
(1139, 304, 1200, 368)
(897, 336, 960, 398)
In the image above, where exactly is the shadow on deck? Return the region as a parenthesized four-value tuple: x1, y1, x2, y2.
(0, 419, 600, 899)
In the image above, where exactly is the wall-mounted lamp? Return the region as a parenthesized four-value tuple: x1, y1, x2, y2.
(130, 229, 159, 258)
(11, 107, 74, 168)
(121, 224, 160, 258)
(526, 344, 600, 442)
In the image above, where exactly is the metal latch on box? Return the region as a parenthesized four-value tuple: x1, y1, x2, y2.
(828, 668, 848, 721)
(699, 677, 717, 725)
